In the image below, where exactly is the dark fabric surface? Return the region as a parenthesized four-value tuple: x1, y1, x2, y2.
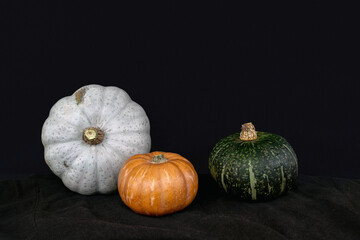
(0, 174, 359, 240)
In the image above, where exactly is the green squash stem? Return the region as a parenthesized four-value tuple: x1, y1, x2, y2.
(240, 122, 257, 141)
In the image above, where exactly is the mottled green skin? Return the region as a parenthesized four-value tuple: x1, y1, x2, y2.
(209, 131, 298, 201)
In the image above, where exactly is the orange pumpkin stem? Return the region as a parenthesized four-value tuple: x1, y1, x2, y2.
(240, 122, 257, 141)
(152, 154, 168, 164)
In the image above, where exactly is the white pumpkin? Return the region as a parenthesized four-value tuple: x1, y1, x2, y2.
(41, 84, 151, 195)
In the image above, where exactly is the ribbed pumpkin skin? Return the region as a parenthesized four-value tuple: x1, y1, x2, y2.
(41, 84, 151, 195)
(209, 131, 298, 201)
(118, 152, 198, 216)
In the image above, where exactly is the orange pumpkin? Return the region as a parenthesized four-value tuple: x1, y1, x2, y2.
(118, 151, 198, 216)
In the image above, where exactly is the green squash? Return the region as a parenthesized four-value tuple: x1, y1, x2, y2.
(209, 123, 298, 201)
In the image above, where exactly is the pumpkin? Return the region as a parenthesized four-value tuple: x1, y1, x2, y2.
(209, 122, 298, 201)
(41, 84, 151, 195)
(118, 152, 198, 216)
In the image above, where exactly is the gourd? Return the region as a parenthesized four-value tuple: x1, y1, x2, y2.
(118, 151, 198, 216)
(209, 122, 298, 201)
(41, 84, 151, 195)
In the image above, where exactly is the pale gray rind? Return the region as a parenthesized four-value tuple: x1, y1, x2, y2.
(41, 84, 151, 195)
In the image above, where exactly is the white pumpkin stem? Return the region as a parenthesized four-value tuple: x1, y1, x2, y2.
(152, 154, 168, 164)
(83, 127, 104, 145)
(240, 122, 257, 141)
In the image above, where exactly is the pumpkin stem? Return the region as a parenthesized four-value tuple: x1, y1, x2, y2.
(152, 154, 168, 164)
(83, 127, 104, 145)
(240, 122, 257, 141)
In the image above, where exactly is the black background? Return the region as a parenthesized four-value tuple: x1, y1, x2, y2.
(1, 2, 359, 178)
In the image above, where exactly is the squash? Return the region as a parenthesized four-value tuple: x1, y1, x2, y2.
(209, 122, 298, 201)
(41, 84, 151, 195)
(118, 152, 198, 216)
